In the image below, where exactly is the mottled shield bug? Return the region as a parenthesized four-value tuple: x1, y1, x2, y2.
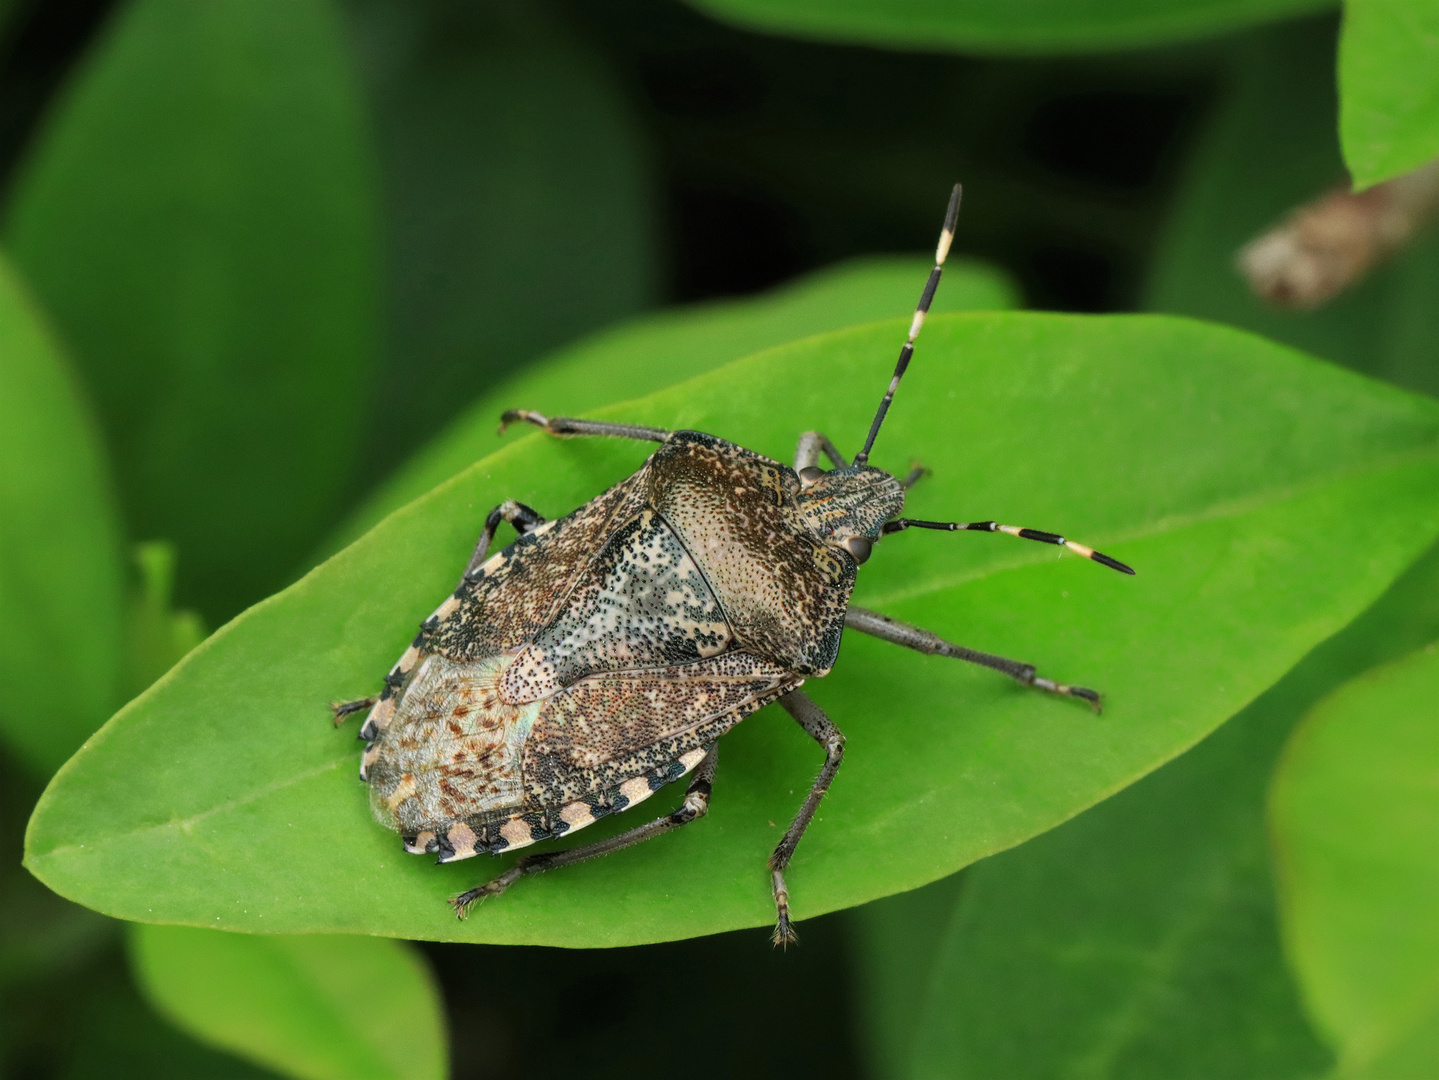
(333, 185, 1134, 945)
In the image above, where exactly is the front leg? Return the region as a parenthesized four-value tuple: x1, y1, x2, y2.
(845, 605, 1101, 708)
(464, 499, 547, 578)
(769, 689, 846, 947)
(499, 409, 671, 444)
(794, 431, 848, 472)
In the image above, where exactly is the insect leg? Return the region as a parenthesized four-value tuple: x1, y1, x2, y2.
(463, 499, 547, 577)
(794, 432, 848, 471)
(845, 606, 1101, 709)
(769, 689, 845, 948)
(449, 744, 720, 919)
(898, 464, 930, 489)
(498, 409, 671, 443)
(882, 517, 1136, 575)
(330, 696, 378, 726)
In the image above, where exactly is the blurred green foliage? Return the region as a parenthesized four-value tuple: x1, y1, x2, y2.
(1147, 17, 1439, 400)
(683, 0, 1334, 53)
(1338, 0, 1439, 188)
(0, 252, 122, 777)
(345, 0, 659, 488)
(131, 926, 447, 1080)
(1270, 641, 1439, 1078)
(5, 0, 379, 625)
(0, 0, 1436, 1077)
(854, 543, 1439, 1079)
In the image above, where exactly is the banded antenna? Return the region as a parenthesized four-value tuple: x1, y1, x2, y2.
(853, 183, 962, 467)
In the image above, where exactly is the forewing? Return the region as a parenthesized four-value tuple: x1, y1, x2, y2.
(523, 652, 800, 806)
(647, 433, 853, 673)
(364, 652, 540, 836)
(499, 507, 734, 699)
(423, 470, 649, 660)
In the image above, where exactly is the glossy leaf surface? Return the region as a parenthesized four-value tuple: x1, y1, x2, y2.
(682, 0, 1332, 54)
(0, 255, 123, 777)
(334, 255, 1017, 549)
(5, 0, 379, 623)
(1339, 0, 1439, 189)
(1270, 642, 1439, 1078)
(131, 925, 445, 1080)
(23, 313, 1439, 946)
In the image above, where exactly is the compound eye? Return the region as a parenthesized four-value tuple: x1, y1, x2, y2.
(842, 535, 873, 565)
(798, 466, 825, 487)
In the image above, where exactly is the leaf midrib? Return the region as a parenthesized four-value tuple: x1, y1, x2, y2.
(30, 757, 348, 864)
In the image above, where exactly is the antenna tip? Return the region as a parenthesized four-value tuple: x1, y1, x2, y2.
(937, 184, 962, 263)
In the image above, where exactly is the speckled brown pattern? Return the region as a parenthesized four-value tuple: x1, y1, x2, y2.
(362, 429, 869, 862)
(422, 471, 650, 661)
(648, 432, 855, 675)
(500, 508, 732, 698)
(522, 653, 799, 806)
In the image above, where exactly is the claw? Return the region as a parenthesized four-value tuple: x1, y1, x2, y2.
(330, 697, 376, 727)
(771, 915, 800, 950)
(449, 891, 481, 920)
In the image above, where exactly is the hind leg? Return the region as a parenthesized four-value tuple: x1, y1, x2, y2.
(450, 745, 720, 918)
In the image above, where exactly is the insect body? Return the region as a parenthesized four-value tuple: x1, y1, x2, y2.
(333, 186, 1133, 945)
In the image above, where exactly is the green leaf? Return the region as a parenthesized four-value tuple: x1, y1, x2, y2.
(881, 540, 1439, 1080)
(0, 253, 124, 778)
(1339, 0, 1439, 189)
(681, 0, 1334, 54)
(1146, 16, 1439, 400)
(332, 255, 1018, 551)
(1270, 641, 1439, 1078)
(130, 926, 446, 1080)
(5, 0, 379, 624)
(344, 0, 659, 484)
(22, 313, 1439, 947)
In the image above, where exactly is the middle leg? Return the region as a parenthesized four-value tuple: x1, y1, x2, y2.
(769, 689, 846, 947)
(845, 605, 1101, 708)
